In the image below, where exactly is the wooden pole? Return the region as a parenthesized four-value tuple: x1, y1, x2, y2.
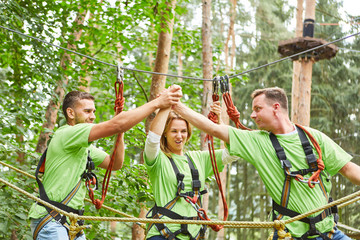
(200, 0, 213, 226)
(291, 0, 303, 123)
(201, 0, 213, 150)
(291, 0, 315, 126)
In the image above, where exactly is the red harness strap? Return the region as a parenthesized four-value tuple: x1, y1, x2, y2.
(87, 71, 125, 209)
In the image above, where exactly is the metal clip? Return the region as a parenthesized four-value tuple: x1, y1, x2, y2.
(185, 196, 201, 211)
(212, 76, 220, 95)
(297, 177, 320, 185)
(116, 63, 124, 83)
(220, 75, 230, 93)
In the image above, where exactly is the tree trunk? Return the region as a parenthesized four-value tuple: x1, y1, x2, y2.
(200, 0, 213, 150)
(134, 1, 177, 239)
(217, 1, 235, 236)
(16, 119, 25, 163)
(200, 2, 213, 233)
(291, 0, 315, 126)
(35, 11, 87, 153)
(144, 0, 177, 132)
(177, 51, 183, 83)
(291, 0, 304, 124)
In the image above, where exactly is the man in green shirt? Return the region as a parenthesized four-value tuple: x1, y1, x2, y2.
(173, 87, 360, 240)
(29, 87, 182, 240)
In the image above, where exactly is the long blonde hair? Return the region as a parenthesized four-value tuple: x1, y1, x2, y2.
(160, 111, 192, 157)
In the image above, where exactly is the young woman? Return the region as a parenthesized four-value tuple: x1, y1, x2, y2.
(144, 103, 238, 240)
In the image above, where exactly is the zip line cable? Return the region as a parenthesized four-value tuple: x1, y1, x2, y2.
(1, 25, 359, 82)
(0, 25, 209, 81)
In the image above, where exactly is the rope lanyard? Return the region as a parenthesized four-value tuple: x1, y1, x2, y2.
(87, 64, 125, 209)
(203, 78, 228, 232)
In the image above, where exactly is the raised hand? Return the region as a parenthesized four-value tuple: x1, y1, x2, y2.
(210, 101, 222, 124)
(156, 85, 182, 109)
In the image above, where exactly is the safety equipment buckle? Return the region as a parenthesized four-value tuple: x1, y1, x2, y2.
(281, 159, 292, 169)
(176, 173, 185, 191)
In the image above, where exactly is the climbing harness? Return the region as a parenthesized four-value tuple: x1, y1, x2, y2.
(33, 149, 92, 239)
(86, 63, 125, 209)
(219, 75, 326, 188)
(146, 154, 209, 240)
(270, 124, 338, 240)
(203, 77, 229, 231)
(34, 65, 126, 238)
(219, 80, 339, 239)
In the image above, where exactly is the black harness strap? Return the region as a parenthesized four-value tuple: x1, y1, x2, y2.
(269, 126, 337, 240)
(146, 154, 207, 240)
(33, 149, 92, 239)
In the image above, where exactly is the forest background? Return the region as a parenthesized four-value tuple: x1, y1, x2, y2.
(0, 0, 359, 239)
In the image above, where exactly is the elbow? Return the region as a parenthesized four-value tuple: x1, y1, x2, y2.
(112, 164, 123, 171)
(112, 121, 126, 133)
(112, 159, 124, 170)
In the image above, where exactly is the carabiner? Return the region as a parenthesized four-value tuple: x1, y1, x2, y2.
(212, 76, 220, 95)
(117, 63, 124, 83)
(297, 177, 320, 185)
(220, 75, 229, 93)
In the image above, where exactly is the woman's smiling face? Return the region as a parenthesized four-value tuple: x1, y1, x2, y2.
(165, 118, 188, 155)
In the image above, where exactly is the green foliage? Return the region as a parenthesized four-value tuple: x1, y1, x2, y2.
(1, 0, 359, 239)
(0, 163, 34, 240)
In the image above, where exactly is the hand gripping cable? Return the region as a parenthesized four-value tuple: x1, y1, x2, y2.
(87, 64, 125, 209)
(202, 77, 229, 232)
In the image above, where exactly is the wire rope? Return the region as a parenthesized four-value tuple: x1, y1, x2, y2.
(1, 25, 359, 82)
(0, 25, 209, 81)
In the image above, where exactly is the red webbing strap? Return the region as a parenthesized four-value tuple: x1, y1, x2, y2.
(202, 93, 228, 231)
(87, 79, 125, 209)
(295, 124, 324, 188)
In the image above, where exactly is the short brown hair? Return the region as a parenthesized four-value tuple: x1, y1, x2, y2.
(160, 111, 192, 157)
(251, 87, 288, 110)
(62, 91, 95, 120)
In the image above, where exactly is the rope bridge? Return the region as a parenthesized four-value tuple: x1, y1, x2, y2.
(1, 160, 360, 240)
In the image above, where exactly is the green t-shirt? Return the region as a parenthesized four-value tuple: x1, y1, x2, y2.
(226, 126, 352, 237)
(28, 123, 107, 219)
(145, 150, 224, 240)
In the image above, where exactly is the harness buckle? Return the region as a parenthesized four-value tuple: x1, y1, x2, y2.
(86, 159, 95, 171)
(281, 159, 292, 169)
(306, 153, 317, 166)
(192, 179, 201, 189)
(176, 173, 185, 191)
(86, 151, 95, 170)
(307, 218, 318, 236)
